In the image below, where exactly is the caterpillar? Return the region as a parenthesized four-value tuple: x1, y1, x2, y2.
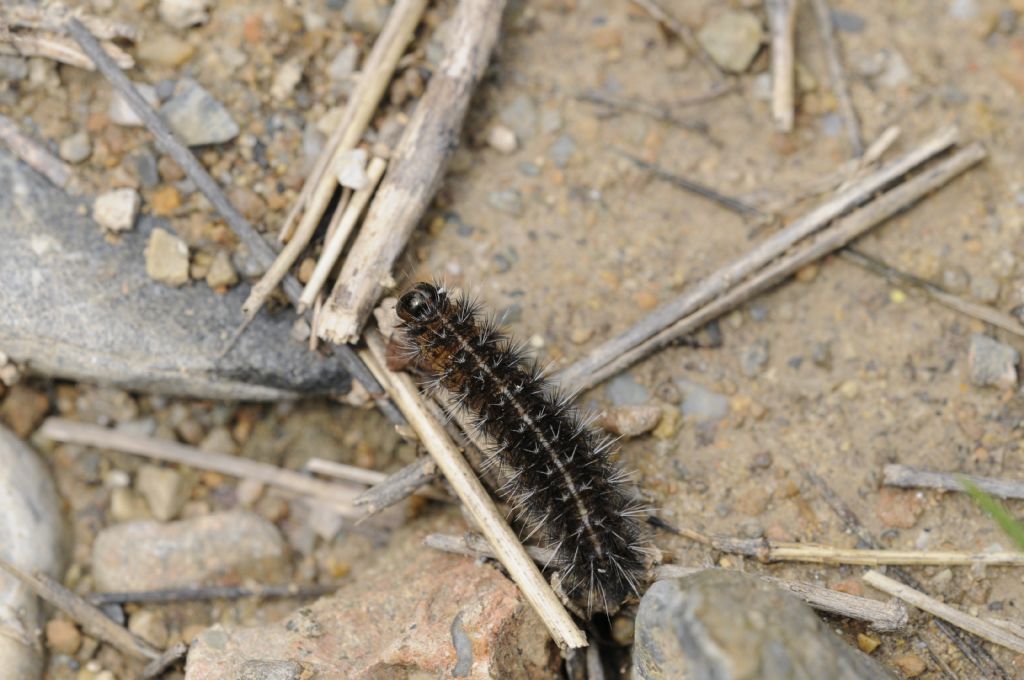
(394, 281, 648, 616)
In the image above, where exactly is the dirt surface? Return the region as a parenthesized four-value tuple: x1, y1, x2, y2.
(3, 0, 1024, 678)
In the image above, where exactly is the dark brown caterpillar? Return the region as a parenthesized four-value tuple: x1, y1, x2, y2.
(395, 281, 647, 615)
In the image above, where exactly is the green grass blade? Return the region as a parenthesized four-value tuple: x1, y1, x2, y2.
(959, 476, 1024, 551)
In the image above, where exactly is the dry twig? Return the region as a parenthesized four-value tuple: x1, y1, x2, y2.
(88, 583, 338, 606)
(864, 570, 1024, 655)
(0, 554, 160, 662)
(318, 0, 506, 344)
(841, 248, 1024, 340)
(765, 0, 797, 132)
(0, 113, 71, 187)
(39, 418, 377, 520)
(810, 0, 863, 155)
(883, 464, 1024, 501)
(364, 332, 587, 649)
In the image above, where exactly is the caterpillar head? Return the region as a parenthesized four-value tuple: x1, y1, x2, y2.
(397, 282, 443, 325)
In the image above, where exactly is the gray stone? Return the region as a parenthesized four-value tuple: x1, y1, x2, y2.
(161, 79, 239, 146)
(133, 149, 161, 188)
(740, 340, 770, 377)
(499, 94, 537, 141)
(238, 660, 302, 680)
(634, 571, 895, 680)
(488, 188, 524, 216)
(0, 425, 65, 680)
(92, 511, 287, 591)
(676, 379, 730, 423)
(58, 131, 92, 164)
(831, 10, 866, 33)
(0, 149, 352, 400)
(696, 11, 764, 73)
(606, 373, 649, 405)
(548, 135, 576, 168)
(877, 50, 912, 88)
(968, 333, 1019, 389)
(948, 0, 978, 20)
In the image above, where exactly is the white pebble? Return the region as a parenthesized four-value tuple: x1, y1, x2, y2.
(486, 125, 518, 154)
(93, 188, 140, 232)
(108, 83, 158, 127)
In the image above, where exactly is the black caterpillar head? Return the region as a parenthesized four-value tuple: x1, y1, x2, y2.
(397, 282, 443, 325)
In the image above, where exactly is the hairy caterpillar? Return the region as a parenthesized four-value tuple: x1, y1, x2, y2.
(395, 281, 648, 615)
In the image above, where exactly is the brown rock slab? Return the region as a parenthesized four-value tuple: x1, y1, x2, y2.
(0, 384, 49, 438)
(185, 551, 558, 680)
(92, 511, 287, 592)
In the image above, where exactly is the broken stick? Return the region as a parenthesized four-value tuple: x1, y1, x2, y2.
(765, 0, 797, 132)
(883, 464, 1024, 501)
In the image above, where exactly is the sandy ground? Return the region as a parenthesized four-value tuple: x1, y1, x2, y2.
(4, 0, 1024, 678)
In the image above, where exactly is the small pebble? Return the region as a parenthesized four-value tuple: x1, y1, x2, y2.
(160, 79, 239, 146)
(892, 654, 926, 677)
(810, 341, 832, 369)
(739, 340, 770, 378)
(271, 58, 305, 102)
(136, 464, 191, 521)
(158, 0, 210, 29)
(488, 188, 524, 216)
(327, 44, 359, 82)
(498, 94, 537, 141)
(335, 148, 369, 190)
(109, 83, 159, 127)
(137, 34, 196, 67)
(93, 188, 140, 232)
(856, 633, 881, 654)
(236, 479, 265, 507)
(486, 125, 517, 154)
(876, 488, 924, 529)
(0, 384, 49, 437)
(633, 291, 658, 310)
(968, 333, 1019, 389)
(150, 185, 181, 216)
(145, 228, 189, 287)
(109, 487, 152, 523)
(599, 404, 662, 438)
(342, 0, 388, 33)
(548, 134, 576, 168)
(696, 11, 764, 73)
(58, 131, 92, 164)
(45, 619, 81, 655)
(128, 609, 169, 648)
(205, 250, 238, 290)
(569, 326, 593, 344)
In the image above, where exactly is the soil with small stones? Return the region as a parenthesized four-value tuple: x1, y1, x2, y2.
(3, 1, 1024, 679)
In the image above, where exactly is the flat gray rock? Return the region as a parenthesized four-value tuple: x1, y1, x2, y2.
(634, 570, 895, 680)
(0, 150, 350, 400)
